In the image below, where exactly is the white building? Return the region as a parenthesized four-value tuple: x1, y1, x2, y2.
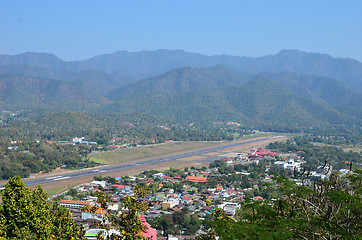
(73, 137, 84, 143)
(274, 158, 305, 171)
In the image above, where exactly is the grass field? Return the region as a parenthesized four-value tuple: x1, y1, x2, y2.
(177, 155, 206, 161)
(89, 141, 219, 165)
(343, 145, 362, 153)
(312, 142, 362, 153)
(46, 185, 69, 196)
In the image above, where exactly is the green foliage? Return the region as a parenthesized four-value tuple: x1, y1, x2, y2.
(84, 185, 150, 240)
(150, 211, 201, 236)
(105, 76, 362, 134)
(0, 176, 85, 239)
(0, 140, 99, 180)
(267, 136, 362, 170)
(198, 170, 362, 239)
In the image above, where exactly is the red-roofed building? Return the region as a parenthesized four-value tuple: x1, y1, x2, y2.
(140, 214, 157, 240)
(186, 176, 208, 183)
(248, 147, 279, 160)
(111, 184, 126, 189)
(222, 157, 234, 164)
(253, 196, 264, 201)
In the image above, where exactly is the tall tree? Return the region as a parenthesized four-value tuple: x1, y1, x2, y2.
(0, 176, 85, 239)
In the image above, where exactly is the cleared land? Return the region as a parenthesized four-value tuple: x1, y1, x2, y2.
(177, 155, 207, 161)
(89, 141, 218, 165)
(312, 142, 362, 153)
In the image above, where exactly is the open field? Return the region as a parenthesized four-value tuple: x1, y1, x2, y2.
(343, 145, 362, 153)
(46, 185, 69, 196)
(312, 142, 362, 153)
(177, 155, 207, 161)
(89, 141, 219, 165)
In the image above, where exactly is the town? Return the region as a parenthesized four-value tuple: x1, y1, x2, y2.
(53, 138, 355, 239)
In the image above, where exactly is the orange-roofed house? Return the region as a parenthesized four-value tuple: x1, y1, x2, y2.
(186, 176, 208, 183)
(82, 207, 107, 221)
(253, 196, 264, 201)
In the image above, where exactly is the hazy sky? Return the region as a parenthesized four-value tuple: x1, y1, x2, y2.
(1, 1, 361, 61)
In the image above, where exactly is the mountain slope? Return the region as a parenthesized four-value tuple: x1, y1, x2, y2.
(256, 72, 362, 109)
(82, 49, 362, 92)
(1, 49, 361, 92)
(107, 65, 249, 100)
(0, 74, 107, 110)
(103, 77, 361, 131)
(107, 65, 362, 110)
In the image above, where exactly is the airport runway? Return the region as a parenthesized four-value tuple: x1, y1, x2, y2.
(1, 136, 284, 187)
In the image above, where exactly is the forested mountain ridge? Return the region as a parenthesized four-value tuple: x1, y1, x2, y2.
(1, 49, 362, 92)
(106, 65, 249, 100)
(105, 77, 361, 132)
(0, 49, 360, 136)
(108, 66, 362, 110)
(0, 74, 108, 110)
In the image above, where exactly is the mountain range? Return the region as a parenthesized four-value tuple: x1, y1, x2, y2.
(0, 49, 361, 132)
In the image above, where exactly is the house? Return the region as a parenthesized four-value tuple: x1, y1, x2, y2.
(253, 196, 264, 201)
(90, 181, 107, 188)
(222, 157, 234, 165)
(111, 184, 126, 189)
(162, 198, 180, 210)
(185, 176, 208, 183)
(60, 200, 92, 209)
(152, 173, 165, 179)
(82, 207, 107, 221)
(140, 214, 157, 240)
(73, 137, 84, 143)
(217, 202, 239, 216)
(274, 158, 305, 171)
(181, 196, 193, 204)
(248, 147, 279, 160)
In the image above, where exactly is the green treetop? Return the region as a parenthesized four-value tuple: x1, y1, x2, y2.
(0, 176, 85, 239)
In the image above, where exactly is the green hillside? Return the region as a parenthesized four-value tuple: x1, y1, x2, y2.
(105, 77, 361, 132)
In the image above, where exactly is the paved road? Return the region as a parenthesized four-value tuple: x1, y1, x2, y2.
(1, 136, 284, 187)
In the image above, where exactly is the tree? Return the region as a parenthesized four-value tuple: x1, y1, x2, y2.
(84, 185, 149, 240)
(0, 176, 85, 239)
(198, 170, 362, 239)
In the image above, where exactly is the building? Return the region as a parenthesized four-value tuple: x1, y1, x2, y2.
(274, 158, 305, 171)
(185, 176, 208, 183)
(140, 214, 157, 240)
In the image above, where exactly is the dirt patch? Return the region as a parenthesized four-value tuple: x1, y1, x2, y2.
(177, 156, 206, 161)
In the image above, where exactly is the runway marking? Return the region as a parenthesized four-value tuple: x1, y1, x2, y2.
(52, 177, 70, 181)
(46, 176, 63, 180)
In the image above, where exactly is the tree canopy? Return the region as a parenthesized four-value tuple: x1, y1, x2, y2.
(0, 176, 85, 239)
(198, 170, 362, 239)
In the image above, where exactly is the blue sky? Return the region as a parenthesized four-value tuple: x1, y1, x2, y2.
(1, 1, 361, 61)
